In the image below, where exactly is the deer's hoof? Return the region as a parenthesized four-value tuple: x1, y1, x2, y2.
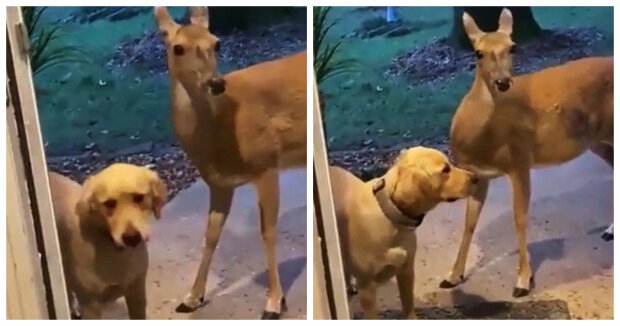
(175, 296, 205, 313)
(439, 275, 463, 288)
(512, 287, 530, 298)
(261, 297, 286, 320)
(347, 285, 358, 296)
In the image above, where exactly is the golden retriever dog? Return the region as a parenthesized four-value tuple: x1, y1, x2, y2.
(49, 163, 166, 319)
(329, 147, 478, 319)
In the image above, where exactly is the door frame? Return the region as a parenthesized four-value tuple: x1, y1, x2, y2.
(6, 6, 71, 319)
(312, 76, 350, 319)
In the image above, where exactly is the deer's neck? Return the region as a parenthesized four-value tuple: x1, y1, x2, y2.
(470, 69, 495, 109)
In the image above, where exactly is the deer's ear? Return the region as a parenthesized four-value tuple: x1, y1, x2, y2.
(155, 6, 179, 38)
(497, 8, 513, 35)
(188, 6, 209, 28)
(462, 11, 485, 44)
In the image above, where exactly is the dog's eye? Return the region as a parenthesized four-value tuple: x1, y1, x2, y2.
(104, 199, 117, 210)
(442, 165, 451, 174)
(475, 50, 483, 59)
(173, 44, 185, 56)
(214, 40, 221, 52)
(133, 194, 145, 204)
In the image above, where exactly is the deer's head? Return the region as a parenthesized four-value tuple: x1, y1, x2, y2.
(155, 6, 226, 95)
(463, 8, 516, 93)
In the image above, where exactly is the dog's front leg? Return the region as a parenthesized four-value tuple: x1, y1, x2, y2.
(176, 185, 234, 313)
(358, 280, 378, 319)
(508, 166, 533, 297)
(254, 169, 286, 319)
(396, 258, 416, 319)
(125, 275, 147, 319)
(79, 300, 102, 319)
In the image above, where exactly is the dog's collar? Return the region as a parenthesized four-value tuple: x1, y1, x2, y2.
(372, 178, 426, 229)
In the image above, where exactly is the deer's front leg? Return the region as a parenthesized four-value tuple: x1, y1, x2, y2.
(508, 167, 533, 297)
(440, 178, 489, 288)
(254, 169, 285, 319)
(358, 279, 378, 319)
(176, 185, 234, 312)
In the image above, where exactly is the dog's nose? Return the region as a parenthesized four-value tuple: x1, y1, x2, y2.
(494, 78, 511, 92)
(122, 232, 142, 247)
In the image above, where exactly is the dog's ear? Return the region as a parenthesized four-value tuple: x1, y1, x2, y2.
(76, 176, 97, 218)
(146, 170, 167, 220)
(497, 8, 513, 35)
(155, 6, 180, 39)
(462, 11, 485, 44)
(188, 6, 209, 28)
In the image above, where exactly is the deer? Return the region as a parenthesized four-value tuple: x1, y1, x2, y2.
(154, 6, 307, 319)
(441, 8, 613, 298)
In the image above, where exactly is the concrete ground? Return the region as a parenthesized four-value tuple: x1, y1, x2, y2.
(103, 168, 307, 319)
(349, 152, 613, 319)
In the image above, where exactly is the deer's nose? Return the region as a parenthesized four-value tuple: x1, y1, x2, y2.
(494, 78, 511, 92)
(173, 45, 185, 56)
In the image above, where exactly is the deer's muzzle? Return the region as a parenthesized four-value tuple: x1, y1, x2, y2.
(201, 77, 227, 96)
(494, 78, 512, 92)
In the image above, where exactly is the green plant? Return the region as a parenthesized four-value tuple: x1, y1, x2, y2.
(21, 6, 89, 75)
(313, 7, 357, 85)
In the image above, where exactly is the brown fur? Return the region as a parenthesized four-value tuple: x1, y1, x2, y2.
(444, 9, 613, 295)
(49, 164, 166, 319)
(155, 6, 306, 317)
(330, 147, 477, 319)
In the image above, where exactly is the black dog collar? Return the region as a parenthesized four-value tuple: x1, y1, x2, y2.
(372, 178, 426, 228)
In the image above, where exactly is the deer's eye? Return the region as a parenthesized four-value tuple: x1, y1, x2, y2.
(173, 44, 185, 56)
(475, 50, 483, 59)
(214, 40, 221, 52)
(442, 164, 451, 174)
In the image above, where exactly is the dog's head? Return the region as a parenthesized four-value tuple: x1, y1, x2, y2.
(76, 163, 167, 248)
(384, 147, 478, 216)
(155, 6, 226, 95)
(463, 8, 515, 93)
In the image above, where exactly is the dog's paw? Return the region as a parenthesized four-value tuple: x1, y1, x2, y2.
(439, 275, 463, 288)
(175, 295, 205, 313)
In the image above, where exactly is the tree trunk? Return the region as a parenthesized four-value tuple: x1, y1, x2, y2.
(450, 7, 542, 50)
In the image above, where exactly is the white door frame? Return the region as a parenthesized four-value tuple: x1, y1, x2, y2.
(312, 76, 350, 319)
(6, 6, 71, 319)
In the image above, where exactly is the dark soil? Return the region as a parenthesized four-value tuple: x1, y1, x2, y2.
(385, 27, 607, 86)
(352, 299, 571, 319)
(106, 20, 306, 75)
(328, 138, 452, 182)
(47, 144, 199, 200)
